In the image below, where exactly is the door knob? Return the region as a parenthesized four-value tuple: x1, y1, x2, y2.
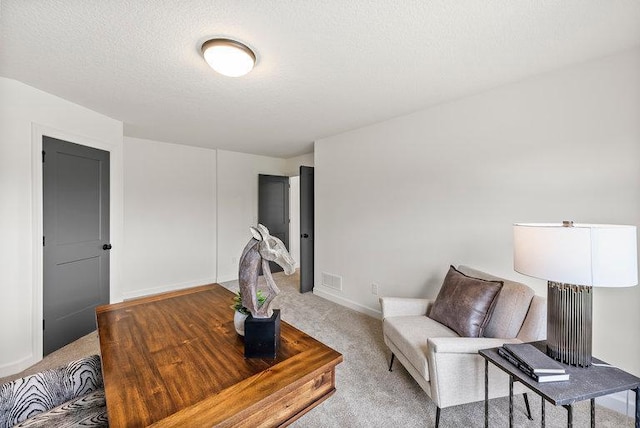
(301, 233, 309, 238)
(103, 244, 113, 250)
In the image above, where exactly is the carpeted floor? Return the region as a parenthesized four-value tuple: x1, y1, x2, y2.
(0, 330, 100, 385)
(2, 270, 634, 427)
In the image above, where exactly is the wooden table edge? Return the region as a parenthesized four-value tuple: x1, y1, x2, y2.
(149, 348, 343, 427)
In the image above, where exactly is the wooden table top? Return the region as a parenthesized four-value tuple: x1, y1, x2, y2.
(96, 284, 343, 427)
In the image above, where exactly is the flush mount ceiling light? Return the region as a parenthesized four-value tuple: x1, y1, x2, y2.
(201, 38, 256, 77)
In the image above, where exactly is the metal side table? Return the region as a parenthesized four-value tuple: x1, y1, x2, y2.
(479, 341, 640, 428)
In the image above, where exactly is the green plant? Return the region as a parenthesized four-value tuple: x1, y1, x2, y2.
(231, 290, 266, 315)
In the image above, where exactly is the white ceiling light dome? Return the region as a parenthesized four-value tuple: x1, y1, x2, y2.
(201, 38, 256, 77)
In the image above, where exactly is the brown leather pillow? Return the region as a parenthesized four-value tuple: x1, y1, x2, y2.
(428, 266, 503, 337)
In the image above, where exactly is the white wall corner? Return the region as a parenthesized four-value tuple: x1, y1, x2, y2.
(0, 354, 37, 378)
(121, 137, 216, 300)
(216, 273, 238, 284)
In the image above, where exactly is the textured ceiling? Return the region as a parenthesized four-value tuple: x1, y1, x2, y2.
(1, 1, 640, 158)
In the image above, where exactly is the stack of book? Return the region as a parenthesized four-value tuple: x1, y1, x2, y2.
(498, 343, 570, 383)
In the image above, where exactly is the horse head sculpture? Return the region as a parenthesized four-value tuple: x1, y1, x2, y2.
(238, 224, 295, 318)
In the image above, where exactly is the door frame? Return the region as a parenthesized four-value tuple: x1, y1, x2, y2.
(30, 123, 122, 364)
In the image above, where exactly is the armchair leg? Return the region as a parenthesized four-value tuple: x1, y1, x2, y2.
(435, 406, 441, 428)
(388, 353, 395, 372)
(523, 393, 533, 420)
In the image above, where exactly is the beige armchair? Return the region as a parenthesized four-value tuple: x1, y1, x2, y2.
(380, 266, 546, 428)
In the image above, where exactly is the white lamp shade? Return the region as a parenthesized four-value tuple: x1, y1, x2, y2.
(202, 39, 255, 77)
(514, 223, 638, 287)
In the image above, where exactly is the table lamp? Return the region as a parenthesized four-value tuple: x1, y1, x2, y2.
(513, 222, 638, 367)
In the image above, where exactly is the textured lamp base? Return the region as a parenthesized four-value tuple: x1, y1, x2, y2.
(547, 281, 592, 367)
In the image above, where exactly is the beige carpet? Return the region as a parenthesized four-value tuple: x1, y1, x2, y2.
(2, 271, 634, 427)
(0, 330, 99, 385)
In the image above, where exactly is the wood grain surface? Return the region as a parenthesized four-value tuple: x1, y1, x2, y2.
(96, 284, 342, 427)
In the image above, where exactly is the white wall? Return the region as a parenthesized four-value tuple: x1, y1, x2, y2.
(122, 137, 216, 299)
(0, 81, 293, 376)
(315, 48, 640, 377)
(216, 150, 287, 282)
(0, 77, 123, 376)
(284, 152, 314, 176)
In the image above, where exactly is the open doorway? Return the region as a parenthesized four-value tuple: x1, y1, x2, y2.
(258, 174, 290, 273)
(258, 167, 313, 294)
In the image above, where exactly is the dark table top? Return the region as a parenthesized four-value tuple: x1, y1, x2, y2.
(479, 341, 640, 406)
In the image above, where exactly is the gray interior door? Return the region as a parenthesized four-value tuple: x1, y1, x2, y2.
(43, 136, 110, 356)
(299, 166, 314, 293)
(258, 174, 290, 273)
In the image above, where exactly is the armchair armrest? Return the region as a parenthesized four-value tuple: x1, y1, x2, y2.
(379, 296, 433, 319)
(428, 337, 521, 354)
(426, 337, 525, 408)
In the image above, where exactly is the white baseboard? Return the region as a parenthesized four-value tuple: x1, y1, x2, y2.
(0, 353, 37, 377)
(596, 390, 636, 418)
(216, 274, 238, 284)
(120, 277, 217, 301)
(313, 286, 381, 319)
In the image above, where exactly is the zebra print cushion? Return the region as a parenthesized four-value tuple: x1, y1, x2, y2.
(13, 389, 106, 428)
(0, 355, 105, 428)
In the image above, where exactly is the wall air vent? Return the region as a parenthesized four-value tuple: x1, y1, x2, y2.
(321, 272, 342, 291)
